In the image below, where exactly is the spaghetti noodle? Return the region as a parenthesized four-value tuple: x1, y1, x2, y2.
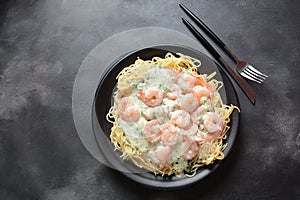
(106, 52, 238, 177)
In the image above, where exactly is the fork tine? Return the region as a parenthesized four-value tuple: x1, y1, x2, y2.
(245, 68, 265, 82)
(244, 67, 266, 81)
(246, 64, 268, 78)
(243, 68, 265, 83)
(240, 71, 263, 84)
(243, 68, 265, 82)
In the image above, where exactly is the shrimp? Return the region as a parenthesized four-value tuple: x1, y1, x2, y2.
(193, 75, 215, 99)
(139, 87, 163, 107)
(193, 74, 207, 86)
(144, 120, 161, 143)
(192, 85, 210, 102)
(161, 124, 179, 146)
(177, 74, 198, 93)
(118, 97, 140, 122)
(181, 124, 198, 141)
(179, 93, 199, 113)
(170, 110, 191, 129)
(143, 108, 156, 121)
(166, 84, 182, 100)
(148, 146, 172, 168)
(182, 141, 199, 160)
(191, 105, 206, 124)
(202, 112, 224, 142)
(180, 124, 203, 143)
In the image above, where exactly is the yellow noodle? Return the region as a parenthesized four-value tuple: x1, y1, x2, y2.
(106, 52, 238, 177)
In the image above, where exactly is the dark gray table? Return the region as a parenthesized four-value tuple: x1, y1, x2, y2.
(0, 1, 299, 199)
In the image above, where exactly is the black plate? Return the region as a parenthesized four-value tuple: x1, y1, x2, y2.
(92, 45, 240, 189)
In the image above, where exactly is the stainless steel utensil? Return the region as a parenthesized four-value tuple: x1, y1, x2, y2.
(180, 3, 268, 84)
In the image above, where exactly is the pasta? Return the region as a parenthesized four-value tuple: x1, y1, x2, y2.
(106, 52, 238, 177)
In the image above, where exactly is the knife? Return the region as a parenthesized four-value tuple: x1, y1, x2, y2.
(182, 18, 256, 104)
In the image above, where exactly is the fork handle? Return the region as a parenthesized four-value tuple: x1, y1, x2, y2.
(179, 4, 239, 63)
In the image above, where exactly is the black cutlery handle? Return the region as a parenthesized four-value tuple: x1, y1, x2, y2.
(182, 18, 221, 60)
(180, 4, 226, 47)
(180, 4, 238, 62)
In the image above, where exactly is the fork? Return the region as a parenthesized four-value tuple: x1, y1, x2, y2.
(179, 4, 268, 84)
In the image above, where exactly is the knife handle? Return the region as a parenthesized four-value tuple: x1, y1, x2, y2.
(182, 18, 221, 60)
(180, 4, 238, 62)
(180, 4, 226, 48)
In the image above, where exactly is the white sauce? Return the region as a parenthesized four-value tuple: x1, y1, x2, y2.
(116, 66, 217, 172)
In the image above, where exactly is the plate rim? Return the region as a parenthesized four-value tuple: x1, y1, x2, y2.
(92, 44, 240, 189)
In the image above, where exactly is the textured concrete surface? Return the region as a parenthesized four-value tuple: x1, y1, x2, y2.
(0, 0, 299, 199)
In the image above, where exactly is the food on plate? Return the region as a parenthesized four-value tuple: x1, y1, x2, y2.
(106, 52, 238, 177)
